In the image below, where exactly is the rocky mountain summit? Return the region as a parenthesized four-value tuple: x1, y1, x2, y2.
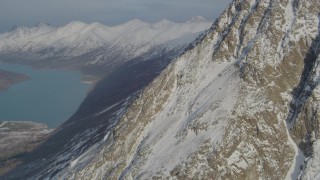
(3, 0, 320, 179)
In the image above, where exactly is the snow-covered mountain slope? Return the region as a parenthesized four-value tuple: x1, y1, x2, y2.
(3, 0, 320, 179)
(60, 0, 319, 179)
(0, 17, 211, 69)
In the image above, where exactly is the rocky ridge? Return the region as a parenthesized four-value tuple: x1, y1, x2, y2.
(3, 0, 320, 179)
(62, 0, 320, 179)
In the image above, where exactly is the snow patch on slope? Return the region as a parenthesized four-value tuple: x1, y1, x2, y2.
(285, 122, 306, 180)
(140, 64, 239, 175)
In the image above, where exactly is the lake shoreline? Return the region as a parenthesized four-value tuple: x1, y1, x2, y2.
(0, 61, 97, 175)
(0, 62, 91, 129)
(0, 60, 101, 89)
(0, 58, 105, 84)
(0, 69, 30, 92)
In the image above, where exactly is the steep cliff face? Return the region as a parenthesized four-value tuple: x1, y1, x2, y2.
(4, 0, 320, 179)
(62, 0, 320, 179)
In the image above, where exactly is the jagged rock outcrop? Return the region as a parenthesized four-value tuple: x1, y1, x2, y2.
(4, 0, 320, 179)
(52, 0, 319, 179)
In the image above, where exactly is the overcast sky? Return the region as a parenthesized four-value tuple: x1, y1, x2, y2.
(0, 0, 231, 32)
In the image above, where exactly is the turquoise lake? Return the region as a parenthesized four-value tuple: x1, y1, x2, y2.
(0, 62, 91, 128)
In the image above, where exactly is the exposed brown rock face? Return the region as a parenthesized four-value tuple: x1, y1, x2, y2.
(61, 0, 320, 179)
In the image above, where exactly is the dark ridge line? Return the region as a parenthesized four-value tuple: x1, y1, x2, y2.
(236, 0, 260, 57)
(286, 17, 320, 127)
(184, 0, 236, 53)
(211, 1, 243, 59)
(235, 0, 274, 76)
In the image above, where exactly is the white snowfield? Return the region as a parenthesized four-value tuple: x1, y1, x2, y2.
(0, 17, 211, 58)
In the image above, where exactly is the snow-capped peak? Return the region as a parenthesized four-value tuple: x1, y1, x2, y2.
(58, 21, 88, 32)
(187, 16, 207, 22)
(0, 17, 212, 57)
(152, 19, 175, 28)
(123, 18, 147, 25)
(35, 22, 52, 28)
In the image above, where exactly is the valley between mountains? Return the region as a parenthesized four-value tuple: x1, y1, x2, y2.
(0, 17, 211, 178)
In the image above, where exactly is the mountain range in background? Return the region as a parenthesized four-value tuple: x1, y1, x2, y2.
(0, 16, 211, 77)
